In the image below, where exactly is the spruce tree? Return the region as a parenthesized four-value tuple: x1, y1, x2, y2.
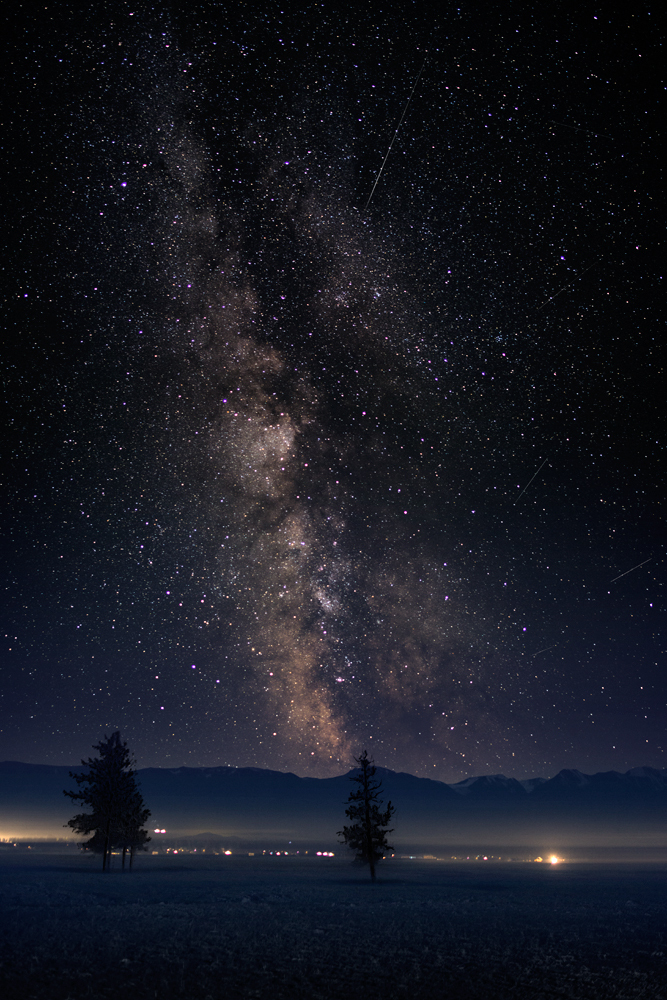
(337, 749, 394, 880)
(114, 788, 152, 870)
(64, 732, 151, 871)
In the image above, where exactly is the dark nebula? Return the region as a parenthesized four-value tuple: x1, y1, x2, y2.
(2, 3, 663, 780)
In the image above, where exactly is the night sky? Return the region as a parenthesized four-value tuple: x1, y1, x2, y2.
(3, 2, 664, 781)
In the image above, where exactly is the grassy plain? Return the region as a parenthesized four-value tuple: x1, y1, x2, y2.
(0, 852, 665, 999)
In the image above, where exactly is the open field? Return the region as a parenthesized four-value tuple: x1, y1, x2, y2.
(1, 853, 666, 999)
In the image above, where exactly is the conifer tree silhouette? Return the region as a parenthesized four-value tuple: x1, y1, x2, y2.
(338, 750, 394, 880)
(64, 732, 151, 870)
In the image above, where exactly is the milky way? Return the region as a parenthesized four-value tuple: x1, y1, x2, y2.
(124, 50, 508, 772)
(3, 5, 663, 779)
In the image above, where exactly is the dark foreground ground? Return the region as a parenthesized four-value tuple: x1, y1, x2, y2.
(0, 853, 666, 1000)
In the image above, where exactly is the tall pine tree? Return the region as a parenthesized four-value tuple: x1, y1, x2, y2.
(64, 732, 151, 871)
(338, 750, 394, 881)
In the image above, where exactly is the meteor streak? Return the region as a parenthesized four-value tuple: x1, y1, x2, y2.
(536, 262, 597, 311)
(364, 57, 427, 211)
(610, 557, 652, 583)
(513, 457, 549, 506)
(550, 120, 613, 139)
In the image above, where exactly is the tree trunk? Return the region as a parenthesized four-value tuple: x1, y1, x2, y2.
(364, 765, 375, 880)
(102, 820, 110, 871)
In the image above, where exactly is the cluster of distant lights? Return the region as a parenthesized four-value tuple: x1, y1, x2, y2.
(152, 849, 335, 856)
(152, 831, 334, 856)
(154, 847, 233, 856)
(446, 854, 560, 864)
(261, 850, 335, 856)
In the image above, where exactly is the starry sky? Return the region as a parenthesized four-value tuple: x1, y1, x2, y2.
(2, 2, 664, 781)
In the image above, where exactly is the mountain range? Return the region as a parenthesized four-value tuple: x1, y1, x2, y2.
(2, 761, 666, 848)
